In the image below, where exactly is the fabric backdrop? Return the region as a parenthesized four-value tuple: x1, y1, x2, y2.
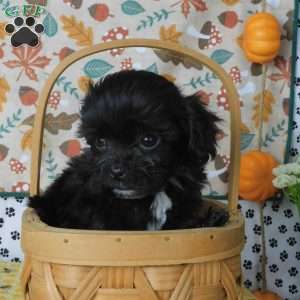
(0, 1, 297, 299)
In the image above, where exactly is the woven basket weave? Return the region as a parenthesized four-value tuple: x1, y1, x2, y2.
(21, 39, 244, 300)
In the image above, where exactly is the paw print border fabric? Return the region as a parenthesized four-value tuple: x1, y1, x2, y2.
(240, 199, 300, 300)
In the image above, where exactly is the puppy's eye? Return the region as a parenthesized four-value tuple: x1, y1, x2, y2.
(95, 138, 107, 150)
(139, 134, 160, 150)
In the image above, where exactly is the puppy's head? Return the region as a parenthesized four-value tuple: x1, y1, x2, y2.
(79, 70, 219, 199)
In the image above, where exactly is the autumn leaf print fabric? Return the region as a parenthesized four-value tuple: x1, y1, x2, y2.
(0, 0, 294, 197)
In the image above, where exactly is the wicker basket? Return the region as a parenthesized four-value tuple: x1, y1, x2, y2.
(21, 39, 244, 300)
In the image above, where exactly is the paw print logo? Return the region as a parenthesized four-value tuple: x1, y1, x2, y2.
(269, 238, 278, 248)
(264, 215, 272, 225)
(0, 218, 3, 228)
(294, 222, 300, 232)
(297, 107, 300, 115)
(280, 250, 288, 262)
(243, 279, 252, 289)
(243, 260, 252, 270)
(288, 267, 298, 277)
(5, 16, 44, 47)
(0, 237, 2, 245)
(253, 224, 262, 235)
(275, 279, 283, 288)
(245, 209, 254, 218)
(296, 252, 300, 261)
(289, 284, 298, 294)
(10, 231, 20, 240)
(284, 209, 293, 218)
(269, 264, 279, 273)
(287, 237, 297, 246)
(252, 243, 261, 254)
(5, 207, 15, 217)
(278, 224, 287, 234)
(0, 248, 9, 257)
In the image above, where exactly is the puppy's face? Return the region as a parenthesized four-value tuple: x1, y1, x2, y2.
(79, 70, 219, 199)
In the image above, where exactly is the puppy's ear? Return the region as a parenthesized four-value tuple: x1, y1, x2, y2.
(184, 94, 220, 164)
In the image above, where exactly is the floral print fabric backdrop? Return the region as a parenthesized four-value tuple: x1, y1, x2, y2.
(0, 0, 294, 195)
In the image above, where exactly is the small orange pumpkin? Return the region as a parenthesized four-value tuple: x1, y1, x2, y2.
(239, 150, 279, 202)
(253, 290, 282, 300)
(242, 12, 281, 64)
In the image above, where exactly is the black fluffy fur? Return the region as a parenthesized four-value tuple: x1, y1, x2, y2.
(29, 70, 228, 230)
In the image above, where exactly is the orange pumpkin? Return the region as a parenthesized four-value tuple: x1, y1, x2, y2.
(253, 290, 282, 300)
(242, 12, 281, 64)
(239, 150, 279, 202)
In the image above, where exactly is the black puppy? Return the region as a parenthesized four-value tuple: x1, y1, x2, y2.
(29, 70, 228, 230)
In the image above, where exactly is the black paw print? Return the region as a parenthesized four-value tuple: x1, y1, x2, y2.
(253, 224, 262, 235)
(245, 209, 254, 218)
(264, 215, 272, 225)
(271, 201, 281, 212)
(269, 264, 279, 273)
(243, 260, 252, 270)
(275, 278, 283, 288)
(10, 231, 20, 241)
(252, 243, 261, 254)
(0, 237, 2, 245)
(0, 248, 9, 257)
(16, 197, 24, 203)
(0, 218, 3, 228)
(294, 222, 300, 232)
(280, 250, 288, 262)
(290, 148, 299, 157)
(269, 238, 278, 248)
(243, 279, 252, 288)
(297, 107, 300, 115)
(287, 237, 297, 246)
(11, 257, 21, 263)
(296, 252, 300, 261)
(292, 121, 298, 130)
(256, 272, 262, 282)
(5, 207, 15, 217)
(284, 209, 293, 218)
(289, 284, 298, 294)
(288, 267, 298, 277)
(5, 16, 44, 47)
(278, 224, 287, 234)
(297, 135, 300, 143)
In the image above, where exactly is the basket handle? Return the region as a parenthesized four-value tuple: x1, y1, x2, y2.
(30, 39, 241, 213)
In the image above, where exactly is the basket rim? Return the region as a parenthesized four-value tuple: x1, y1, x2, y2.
(22, 200, 240, 235)
(21, 203, 244, 267)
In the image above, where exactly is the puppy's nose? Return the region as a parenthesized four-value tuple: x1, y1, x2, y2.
(110, 165, 125, 179)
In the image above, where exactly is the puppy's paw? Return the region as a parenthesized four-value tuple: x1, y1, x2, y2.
(204, 207, 229, 227)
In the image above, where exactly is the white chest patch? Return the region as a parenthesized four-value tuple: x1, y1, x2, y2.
(147, 191, 172, 230)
